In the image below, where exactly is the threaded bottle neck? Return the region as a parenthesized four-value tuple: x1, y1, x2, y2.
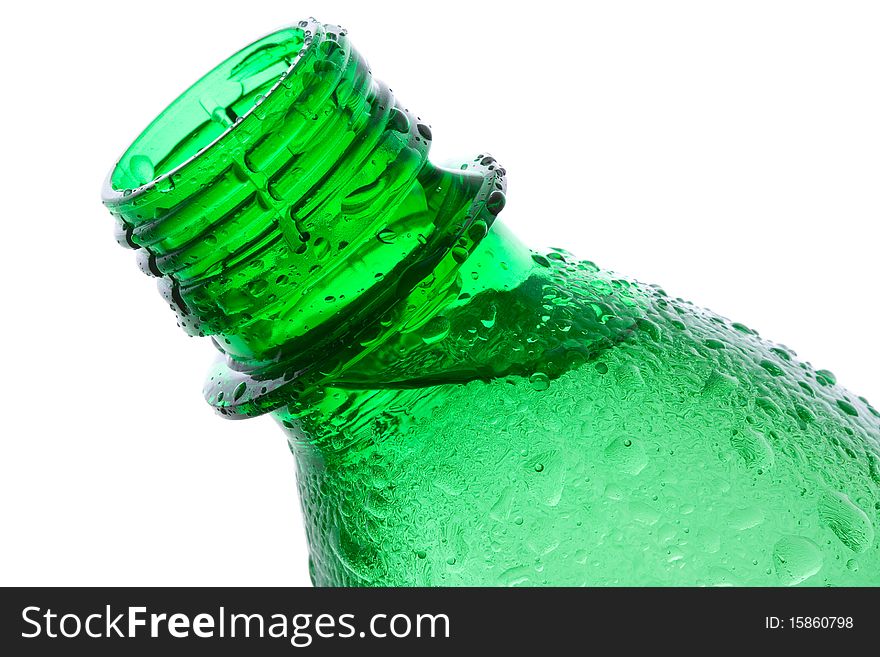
(103, 19, 507, 412)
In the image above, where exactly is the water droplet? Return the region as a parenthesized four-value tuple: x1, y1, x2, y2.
(578, 260, 599, 273)
(604, 483, 624, 500)
(245, 279, 269, 297)
(416, 123, 432, 140)
(613, 363, 644, 387)
(377, 228, 397, 244)
(420, 316, 451, 345)
(232, 382, 247, 401)
(701, 370, 739, 399)
(531, 254, 551, 268)
(528, 372, 550, 391)
(480, 304, 497, 329)
(313, 237, 331, 260)
(818, 490, 874, 553)
(729, 428, 774, 470)
(129, 154, 155, 186)
(727, 506, 765, 531)
(388, 107, 409, 133)
(451, 246, 469, 263)
(467, 219, 489, 242)
(815, 369, 837, 386)
(604, 436, 648, 475)
(534, 463, 545, 472)
(836, 399, 859, 417)
(486, 190, 506, 215)
(759, 359, 785, 377)
(794, 404, 815, 424)
(772, 536, 823, 586)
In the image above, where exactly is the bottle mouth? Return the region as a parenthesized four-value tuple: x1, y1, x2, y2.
(103, 20, 317, 202)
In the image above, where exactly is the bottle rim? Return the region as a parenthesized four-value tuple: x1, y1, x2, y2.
(101, 18, 322, 207)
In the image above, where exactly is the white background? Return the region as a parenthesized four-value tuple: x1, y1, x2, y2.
(1, 1, 877, 585)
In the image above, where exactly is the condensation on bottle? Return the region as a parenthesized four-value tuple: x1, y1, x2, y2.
(103, 18, 880, 586)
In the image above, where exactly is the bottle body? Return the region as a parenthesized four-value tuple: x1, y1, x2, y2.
(276, 225, 880, 586)
(103, 20, 880, 586)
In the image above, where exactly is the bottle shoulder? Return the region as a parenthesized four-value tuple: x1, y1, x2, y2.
(332, 250, 652, 388)
(285, 250, 880, 461)
(280, 254, 880, 586)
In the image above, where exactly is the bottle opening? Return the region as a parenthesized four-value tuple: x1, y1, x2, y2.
(109, 26, 307, 192)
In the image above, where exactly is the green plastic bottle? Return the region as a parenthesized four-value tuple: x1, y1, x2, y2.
(103, 19, 880, 586)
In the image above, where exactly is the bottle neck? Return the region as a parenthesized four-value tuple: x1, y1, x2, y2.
(333, 221, 539, 387)
(103, 19, 508, 415)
